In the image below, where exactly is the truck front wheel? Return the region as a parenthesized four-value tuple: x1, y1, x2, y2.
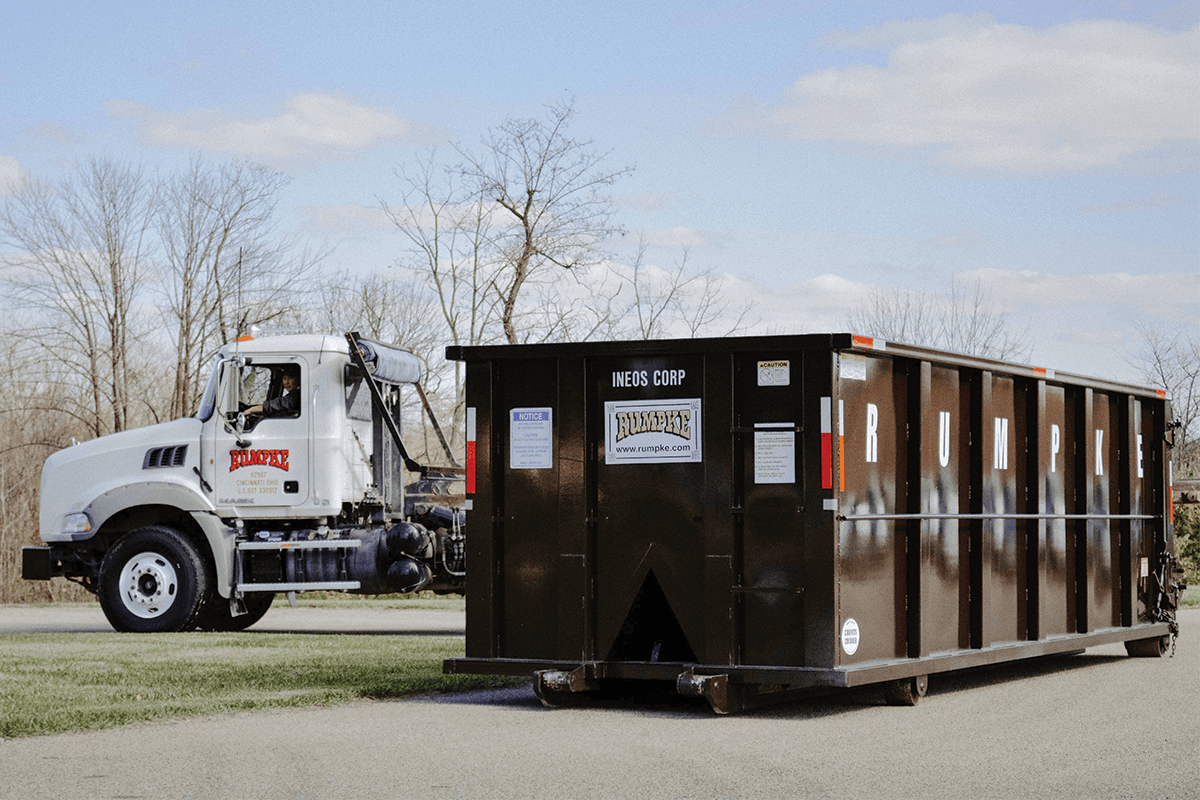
(99, 527, 211, 633)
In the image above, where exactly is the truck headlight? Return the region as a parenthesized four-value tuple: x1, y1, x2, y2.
(61, 512, 92, 535)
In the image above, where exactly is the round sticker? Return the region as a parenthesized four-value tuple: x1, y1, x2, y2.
(841, 618, 860, 655)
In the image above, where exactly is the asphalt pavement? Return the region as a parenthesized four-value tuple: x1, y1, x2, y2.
(1, 604, 1196, 799)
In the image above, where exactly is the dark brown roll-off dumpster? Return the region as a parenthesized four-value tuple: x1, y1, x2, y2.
(443, 333, 1185, 713)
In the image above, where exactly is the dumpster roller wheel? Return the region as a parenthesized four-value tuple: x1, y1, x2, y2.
(884, 674, 929, 706)
(1124, 636, 1170, 658)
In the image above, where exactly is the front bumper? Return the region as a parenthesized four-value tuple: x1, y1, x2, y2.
(21, 546, 60, 581)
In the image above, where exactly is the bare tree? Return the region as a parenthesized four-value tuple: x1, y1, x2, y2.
(1134, 326, 1199, 477)
(607, 241, 755, 340)
(458, 100, 632, 344)
(156, 158, 324, 417)
(846, 279, 1032, 361)
(381, 152, 509, 445)
(0, 158, 156, 436)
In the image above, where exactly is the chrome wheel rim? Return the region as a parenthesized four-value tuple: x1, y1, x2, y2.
(118, 551, 178, 619)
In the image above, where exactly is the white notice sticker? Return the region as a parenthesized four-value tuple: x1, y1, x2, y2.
(839, 354, 867, 381)
(753, 423, 795, 484)
(510, 407, 553, 469)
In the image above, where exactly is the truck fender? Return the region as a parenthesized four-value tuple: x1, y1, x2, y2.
(83, 480, 215, 538)
(82, 482, 238, 598)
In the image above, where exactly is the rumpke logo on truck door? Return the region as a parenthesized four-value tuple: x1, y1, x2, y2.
(229, 448, 290, 471)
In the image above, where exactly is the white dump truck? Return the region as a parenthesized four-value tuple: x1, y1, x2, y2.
(22, 332, 465, 632)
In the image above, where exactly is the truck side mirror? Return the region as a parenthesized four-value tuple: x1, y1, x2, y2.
(217, 357, 248, 439)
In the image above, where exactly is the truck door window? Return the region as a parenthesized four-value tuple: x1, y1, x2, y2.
(243, 364, 303, 429)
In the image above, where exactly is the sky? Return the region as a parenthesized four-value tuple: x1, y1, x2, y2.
(1, 0, 1197, 385)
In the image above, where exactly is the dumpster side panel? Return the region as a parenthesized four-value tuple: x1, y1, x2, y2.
(915, 363, 972, 655)
(978, 373, 1026, 647)
(593, 353, 709, 664)
(1034, 383, 1072, 638)
(837, 354, 907, 664)
(732, 349, 808, 667)
(498, 358, 565, 658)
(463, 358, 497, 659)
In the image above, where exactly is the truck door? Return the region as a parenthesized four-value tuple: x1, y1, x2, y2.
(210, 358, 312, 510)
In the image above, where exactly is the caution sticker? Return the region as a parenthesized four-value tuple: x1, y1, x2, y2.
(757, 360, 790, 386)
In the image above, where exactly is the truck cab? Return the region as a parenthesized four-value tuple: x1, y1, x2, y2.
(24, 332, 464, 632)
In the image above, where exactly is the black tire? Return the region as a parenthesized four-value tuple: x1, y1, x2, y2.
(192, 593, 275, 632)
(884, 674, 929, 707)
(1124, 636, 1169, 658)
(98, 526, 211, 633)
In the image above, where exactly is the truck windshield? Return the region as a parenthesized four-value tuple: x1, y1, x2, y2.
(195, 357, 222, 421)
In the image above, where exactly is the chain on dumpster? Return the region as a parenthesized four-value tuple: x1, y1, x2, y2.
(1147, 552, 1184, 658)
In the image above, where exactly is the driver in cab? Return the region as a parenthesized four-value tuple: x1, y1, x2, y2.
(246, 366, 300, 418)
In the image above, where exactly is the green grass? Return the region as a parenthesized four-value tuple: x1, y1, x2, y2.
(1182, 585, 1200, 608)
(0, 632, 518, 739)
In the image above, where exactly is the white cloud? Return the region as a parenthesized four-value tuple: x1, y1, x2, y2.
(822, 13, 996, 49)
(965, 268, 1199, 324)
(0, 155, 27, 194)
(108, 93, 450, 164)
(728, 267, 1197, 382)
(724, 17, 1200, 174)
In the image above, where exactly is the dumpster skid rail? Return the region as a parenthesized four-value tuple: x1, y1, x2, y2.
(443, 333, 1185, 714)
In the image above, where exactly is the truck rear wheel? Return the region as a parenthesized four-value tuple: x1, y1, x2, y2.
(192, 593, 275, 632)
(98, 527, 211, 633)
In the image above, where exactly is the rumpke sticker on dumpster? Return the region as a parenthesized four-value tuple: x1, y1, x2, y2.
(604, 398, 702, 464)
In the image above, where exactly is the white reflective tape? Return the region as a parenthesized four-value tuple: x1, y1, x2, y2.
(466, 407, 476, 441)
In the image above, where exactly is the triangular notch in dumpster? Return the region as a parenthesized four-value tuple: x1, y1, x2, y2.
(605, 571, 697, 663)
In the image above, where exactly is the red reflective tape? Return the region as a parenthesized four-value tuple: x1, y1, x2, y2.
(465, 441, 476, 494)
(820, 397, 833, 489)
(852, 335, 874, 348)
(465, 407, 477, 494)
(821, 433, 833, 489)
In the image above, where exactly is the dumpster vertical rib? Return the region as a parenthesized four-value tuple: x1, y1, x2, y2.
(1118, 394, 1135, 628)
(907, 359, 928, 659)
(583, 356, 599, 663)
(970, 370, 991, 649)
(1077, 386, 1095, 633)
(1030, 378, 1048, 641)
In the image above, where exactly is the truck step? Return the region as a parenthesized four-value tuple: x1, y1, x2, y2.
(235, 581, 361, 592)
(237, 539, 362, 551)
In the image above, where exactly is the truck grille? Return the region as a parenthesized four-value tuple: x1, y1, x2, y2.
(143, 445, 188, 469)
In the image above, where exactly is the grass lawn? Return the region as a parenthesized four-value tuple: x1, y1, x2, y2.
(0, 628, 517, 739)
